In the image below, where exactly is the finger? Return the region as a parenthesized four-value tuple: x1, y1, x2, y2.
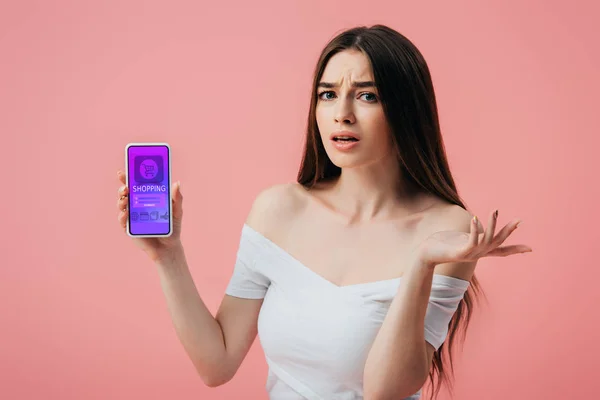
(482, 209, 498, 246)
(117, 194, 128, 211)
(476, 217, 484, 234)
(117, 170, 126, 185)
(117, 182, 129, 209)
(171, 181, 183, 220)
(117, 184, 129, 198)
(468, 215, 479, 249)
(492, 219, 521, 247)
(486, 244, 532, 257)
(118, 209, 128, 229)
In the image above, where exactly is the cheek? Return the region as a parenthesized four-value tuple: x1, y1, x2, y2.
(364, 112, 394, 154)
(363, 108, 387, 128)
(362, 109, 390, 135)
(315, 106, 330, 139)
(315, 105, 328, 123)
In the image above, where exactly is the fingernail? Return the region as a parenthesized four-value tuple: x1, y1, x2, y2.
(177, 181, 181, 190)
(516, 220, 522, 228)
(494, 210, 498, 219)
(473, 215, 478, 224)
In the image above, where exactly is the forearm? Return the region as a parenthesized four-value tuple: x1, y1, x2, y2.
(154, 246, 228, 386)
(364, 258, 434, 399)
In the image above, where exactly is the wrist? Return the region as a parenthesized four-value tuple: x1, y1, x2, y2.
(398, 254, 437, 296)
(408, 247, 437, 274)
(153, 242, 185, 267)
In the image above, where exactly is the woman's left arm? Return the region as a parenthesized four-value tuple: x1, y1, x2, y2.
(363, 257, 475, 399)
(363, 209, 532, 399)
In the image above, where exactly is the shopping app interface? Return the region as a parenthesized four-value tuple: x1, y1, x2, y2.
(127, 145, 170, 235)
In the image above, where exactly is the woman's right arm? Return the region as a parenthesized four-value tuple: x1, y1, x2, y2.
(153, 183, 292, 387)
(153, 245, 263, 387)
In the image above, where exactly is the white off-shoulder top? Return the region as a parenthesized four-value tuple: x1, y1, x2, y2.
(225, 224, 470, 400)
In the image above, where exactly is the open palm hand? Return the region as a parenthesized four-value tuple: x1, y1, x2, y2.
(417, 210, 533, 266)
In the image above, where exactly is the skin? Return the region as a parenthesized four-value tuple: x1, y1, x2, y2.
(115, 49, 531, 395)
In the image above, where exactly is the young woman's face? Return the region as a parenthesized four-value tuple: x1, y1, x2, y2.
(316, 49, 394, 169)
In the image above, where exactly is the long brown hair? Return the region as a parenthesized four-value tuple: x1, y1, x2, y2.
(297, 24, 485, 399)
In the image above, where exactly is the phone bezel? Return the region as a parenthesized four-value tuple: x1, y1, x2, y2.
(125, 142, 173, 238)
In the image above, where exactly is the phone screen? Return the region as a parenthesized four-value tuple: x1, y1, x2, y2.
(126, 143, 171, 236)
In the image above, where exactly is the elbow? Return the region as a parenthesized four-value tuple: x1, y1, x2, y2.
(202, 375, 228, 388)
(196, 361, 234, 388)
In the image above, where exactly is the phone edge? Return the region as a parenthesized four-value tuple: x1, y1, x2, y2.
(124, 142, 173, 238)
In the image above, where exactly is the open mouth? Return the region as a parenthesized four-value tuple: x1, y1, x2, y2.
(332, 136, 359, 142)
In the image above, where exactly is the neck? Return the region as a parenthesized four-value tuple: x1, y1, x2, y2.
(328, 153, 421, 224)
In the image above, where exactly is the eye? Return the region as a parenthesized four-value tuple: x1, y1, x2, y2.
(317, 91, 378, 102)
(359, 92, 378, 102)
(317, 91, 336, 101)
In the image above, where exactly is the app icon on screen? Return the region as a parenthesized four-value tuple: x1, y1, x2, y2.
(134, 155, 164, 183)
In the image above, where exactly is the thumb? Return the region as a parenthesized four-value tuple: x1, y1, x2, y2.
(172, 181, 183, 219)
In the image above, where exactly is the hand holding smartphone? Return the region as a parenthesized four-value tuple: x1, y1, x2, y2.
(125, 142, 173, 237)
(116, 142, 184, 263)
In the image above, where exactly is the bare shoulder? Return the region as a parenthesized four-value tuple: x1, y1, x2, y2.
(245, 182, 307, 234)
(423, 202, 474, 233)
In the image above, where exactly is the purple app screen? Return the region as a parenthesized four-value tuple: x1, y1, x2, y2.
(127, 145, 170, 235)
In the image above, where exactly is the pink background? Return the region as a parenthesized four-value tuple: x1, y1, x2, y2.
(1, 1, 598, 399)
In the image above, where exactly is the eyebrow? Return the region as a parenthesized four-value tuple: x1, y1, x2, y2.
(317, 80, 377, 89)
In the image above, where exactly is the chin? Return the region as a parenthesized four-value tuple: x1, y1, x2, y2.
(325, 152, 368, 169)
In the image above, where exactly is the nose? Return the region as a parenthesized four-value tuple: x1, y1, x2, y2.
(334, 98, 356, 125)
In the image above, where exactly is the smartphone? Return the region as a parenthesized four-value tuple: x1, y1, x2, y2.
(125, 142, 173, 237)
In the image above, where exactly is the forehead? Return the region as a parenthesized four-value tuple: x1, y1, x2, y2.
(320, 50, 374, 83)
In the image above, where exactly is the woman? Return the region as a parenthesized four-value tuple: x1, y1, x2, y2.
(116, 25, 531, 400)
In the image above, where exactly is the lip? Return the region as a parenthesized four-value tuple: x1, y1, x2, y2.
(329, 131, 360, 152)
(329, 131, 360, 141)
